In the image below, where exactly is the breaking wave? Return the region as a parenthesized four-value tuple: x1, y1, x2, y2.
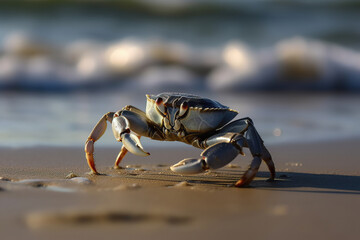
(1, 32, 360, 92)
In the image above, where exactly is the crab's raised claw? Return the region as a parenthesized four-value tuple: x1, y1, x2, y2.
(170, 158, 206, 174)
(112, 115, 150, 157)
(122, 132, 150, 157)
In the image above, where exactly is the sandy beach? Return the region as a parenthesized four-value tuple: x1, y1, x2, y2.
(1, 1, 360, 240)
(1, 138, 359, 240)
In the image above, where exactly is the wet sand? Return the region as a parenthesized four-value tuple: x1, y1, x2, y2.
(1, 139, 360, 240)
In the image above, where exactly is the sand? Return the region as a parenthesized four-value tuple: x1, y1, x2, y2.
(1, 138, 360, 240)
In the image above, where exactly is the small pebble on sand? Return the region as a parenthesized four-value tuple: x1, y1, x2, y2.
(126, 165, 142, 169)
(227, 164, 240, 168)
(65, 172, 78, 179)
(173, 181, 192, 187)
(135, 168, 146, 171)
(69, 177, 92, 185)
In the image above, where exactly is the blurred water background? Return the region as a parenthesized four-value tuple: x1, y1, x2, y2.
(0, 0, 360, 148)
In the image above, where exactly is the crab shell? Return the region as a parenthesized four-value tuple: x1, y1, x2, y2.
(146, 93, 238, 134)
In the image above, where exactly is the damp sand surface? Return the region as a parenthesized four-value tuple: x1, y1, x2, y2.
(1, 139, 360, 240)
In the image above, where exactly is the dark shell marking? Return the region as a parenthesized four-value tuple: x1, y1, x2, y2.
(147, 92, 236, 111)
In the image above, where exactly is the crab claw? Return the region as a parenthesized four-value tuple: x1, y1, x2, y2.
(122, 132, 150, 157)
(170, 158, 206, 174)
(112, 115, 150, 157)
(112, 116, 129, 141)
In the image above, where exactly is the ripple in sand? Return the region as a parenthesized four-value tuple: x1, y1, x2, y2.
(125, 164, 142, 169)
(156, 164, 169, 167)
(113, 183, 141, 191)
(4, 177, 92, 192)
(68, 177, 92, 185)
(97, 183, 141, 192)
(26, 209, 191, 229)
(44, 186, 77, 193)
(226, 164, 240, 168)
(172, 181, 192, 188)
(285, 162, 303, 168)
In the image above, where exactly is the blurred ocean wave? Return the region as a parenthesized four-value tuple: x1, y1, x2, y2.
(0, 0, 360, 92)
(1, 0, 360, 147)
(1, 32, 360, 92)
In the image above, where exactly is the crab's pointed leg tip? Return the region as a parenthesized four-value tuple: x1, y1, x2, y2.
(234, 179, 247, 187)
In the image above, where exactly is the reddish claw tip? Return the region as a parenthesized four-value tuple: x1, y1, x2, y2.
(235, 179, 246, 187)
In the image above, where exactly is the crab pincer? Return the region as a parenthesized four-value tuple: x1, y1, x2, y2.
(112, 115, 150, 157)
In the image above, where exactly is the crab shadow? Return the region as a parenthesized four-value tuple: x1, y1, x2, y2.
(253, 171, 360, 195)
(125, 168, 360, 195)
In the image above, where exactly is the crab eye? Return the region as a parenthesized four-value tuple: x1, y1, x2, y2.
(178, 102, 188, 117)
(155, 97, 166, 115)
(155, 97, 163, 105)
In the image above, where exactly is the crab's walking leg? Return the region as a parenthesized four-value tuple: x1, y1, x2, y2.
(234, 123, 264, 187)
(213, 118, 275, 185)
(113, 135, 144, 169)
(261, 146, 275, 181)
(171, 118, 275, 187)
(85, 112, 114, 174)
(114, 146, 128, 169)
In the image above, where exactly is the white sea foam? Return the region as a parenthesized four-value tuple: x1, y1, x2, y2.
(1, 32, 360, 92)
(209, 37, 360, 91)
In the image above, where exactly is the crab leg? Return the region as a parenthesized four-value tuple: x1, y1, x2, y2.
(114, 146, 128, 169)
(85, 106, 165, 174)
(235, 123, 275, 187)
(211, 119, 275, 185)
(261, 146, 275, 181)
(171, 119, 275, 187)
(85, 112, 114, 174)
(114, 136, 147, 169)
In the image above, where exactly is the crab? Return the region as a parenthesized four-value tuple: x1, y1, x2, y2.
(84, 93, 275, 187)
